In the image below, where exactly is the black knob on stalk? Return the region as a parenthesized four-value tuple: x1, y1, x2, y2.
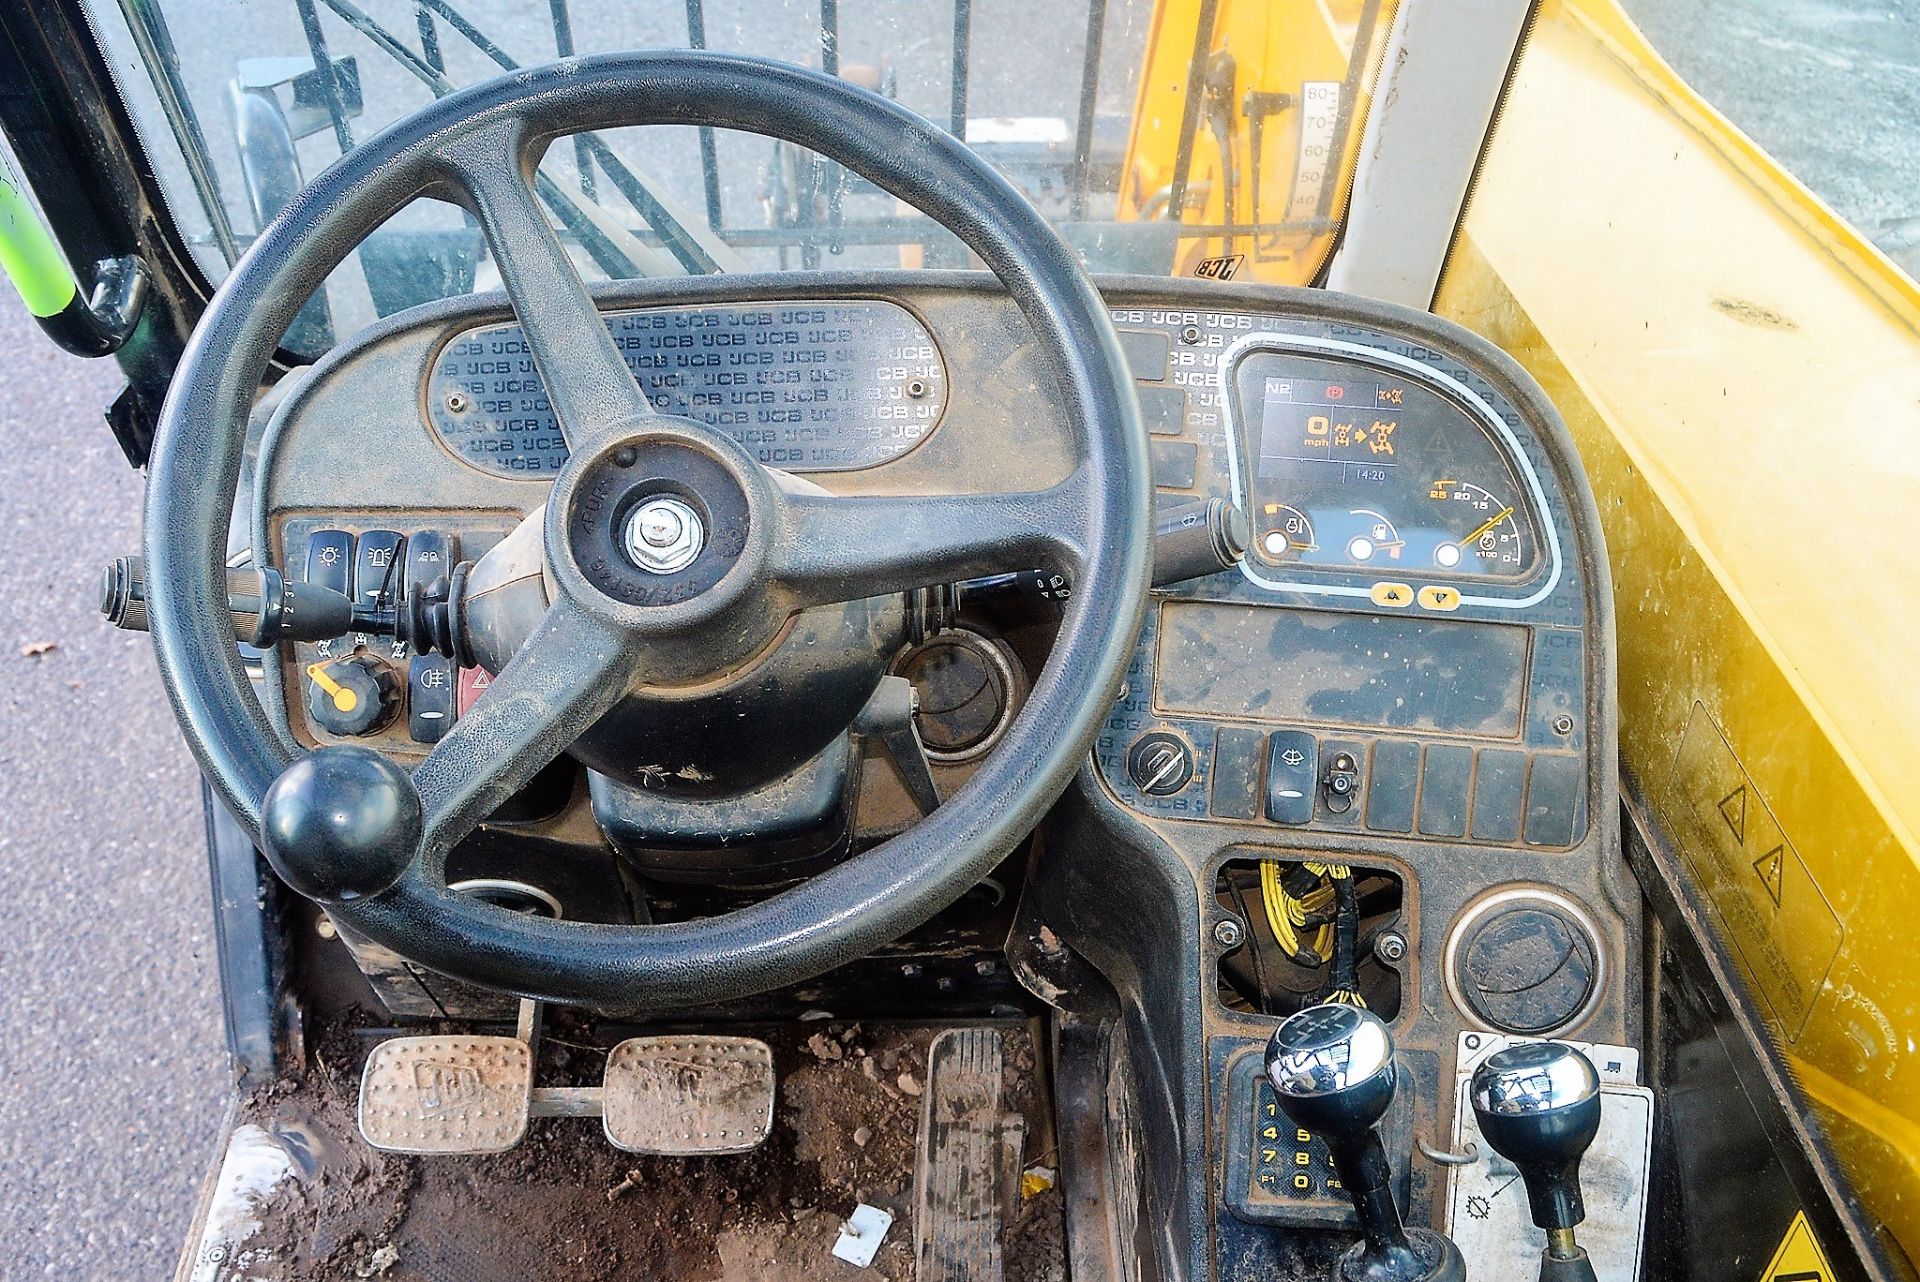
(1470, 1042, 1604, 1282)
(100, 557, 356, 644)
(260, 746, 421, 903)
(1266, 1005, 1466, 1282)
(957, 496, 1249, 606)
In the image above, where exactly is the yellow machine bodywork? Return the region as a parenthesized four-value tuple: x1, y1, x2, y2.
(1434, 0, 1920, 1254)
(1118, 0, 1396, 286)
(1126, 0, 1920, 1257)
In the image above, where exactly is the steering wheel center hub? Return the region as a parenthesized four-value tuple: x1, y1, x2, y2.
(555, 424, 758, 615)
(623, 496, 704, 573)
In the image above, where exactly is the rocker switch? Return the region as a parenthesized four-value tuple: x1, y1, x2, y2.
(408, 655, 456, 744)
(1266, 731, 1318, 825)
(354, 530, 405, 607)
(304, 530, 353, 594)
(404, 530, 457, 596)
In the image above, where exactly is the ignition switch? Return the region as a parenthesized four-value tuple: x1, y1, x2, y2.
(1320, 751, 1361, 814)
(1128, 732, 1195, 796)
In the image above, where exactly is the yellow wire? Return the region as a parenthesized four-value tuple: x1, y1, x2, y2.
(1258, 861, 1344, 964)
(1254, 862, 1370, 1008)
(1301, 864, 1349, 963)
(1259, 861, 1300, 955)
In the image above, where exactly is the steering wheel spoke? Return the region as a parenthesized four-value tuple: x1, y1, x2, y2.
(411, 595, 643, 858)
(769, 474, 1089, 610)
(439, 123, 657, 452)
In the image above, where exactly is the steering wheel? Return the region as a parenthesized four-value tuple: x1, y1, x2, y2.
(144, 52, 1150, 1009)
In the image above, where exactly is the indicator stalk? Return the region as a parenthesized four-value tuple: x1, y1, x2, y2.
(100, 554, 470, 660)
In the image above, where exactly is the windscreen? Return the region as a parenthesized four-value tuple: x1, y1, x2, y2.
(78, 0, 1397, 356)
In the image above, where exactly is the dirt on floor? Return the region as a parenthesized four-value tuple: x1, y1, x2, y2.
(234, 1014, 1064, 1281)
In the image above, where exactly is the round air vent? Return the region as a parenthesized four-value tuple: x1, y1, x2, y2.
(1446, 888, 1604, 1036)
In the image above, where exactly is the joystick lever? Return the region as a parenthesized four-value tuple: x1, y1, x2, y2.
(1470, 1042, 1604, 1282)
(1266, 1005, 1466, 1282)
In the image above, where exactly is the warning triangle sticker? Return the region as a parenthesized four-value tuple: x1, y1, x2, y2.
(1752, 845, 1785, 910)
(1759, 1210, 1835, 1281)
(1719, 785, 1748, 845)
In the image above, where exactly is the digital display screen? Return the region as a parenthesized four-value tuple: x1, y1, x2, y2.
(1259, 373, 1407, 471)
(1234, 351, 1540, 582)
(1154, 603, 1527, 737)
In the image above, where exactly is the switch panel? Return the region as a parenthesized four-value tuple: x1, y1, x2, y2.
(278, 514, 511, 755)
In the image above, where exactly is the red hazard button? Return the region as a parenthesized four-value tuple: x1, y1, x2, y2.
(457, 666, 493, 717)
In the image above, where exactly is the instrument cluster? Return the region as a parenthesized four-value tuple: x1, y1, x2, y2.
(1224, 340, 1556, 611)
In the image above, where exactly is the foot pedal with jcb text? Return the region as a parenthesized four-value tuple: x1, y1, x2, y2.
(601, 1035, 776, 1154)
(358, 1034, 533, 1154)
(357, 1006, 776, 1157)
(915, 1026, 1019, 1282)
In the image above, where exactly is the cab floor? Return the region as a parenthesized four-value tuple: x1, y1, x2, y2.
(218, 1017, 1063, 1281)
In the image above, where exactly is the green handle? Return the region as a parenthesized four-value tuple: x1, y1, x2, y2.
(0, 152, 79, 318)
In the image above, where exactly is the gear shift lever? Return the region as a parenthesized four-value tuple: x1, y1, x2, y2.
(1266, 1005, 1466, 1282)
(1470, 1042, 1604, 1282)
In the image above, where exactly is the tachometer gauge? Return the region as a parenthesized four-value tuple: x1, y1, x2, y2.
(1429, 481, 1524, 573)
(1255, 503, 1317, 562)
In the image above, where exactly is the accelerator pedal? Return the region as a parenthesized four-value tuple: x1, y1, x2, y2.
(358, 1034, 533, 1154)
(915, 1027, 1017, 1282)
(601, 1035, 776, 1155)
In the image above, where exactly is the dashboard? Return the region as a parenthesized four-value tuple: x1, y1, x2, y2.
(1091, 301, 1594, 853)
(247, 274, 1633, 1281)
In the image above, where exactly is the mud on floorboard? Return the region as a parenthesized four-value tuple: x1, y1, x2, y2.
(226, 1017, 1064, 1281)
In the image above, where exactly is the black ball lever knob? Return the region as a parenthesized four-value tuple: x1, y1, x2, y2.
(260, 746, 422, 904)
(1266, 1006, 1466, 1282)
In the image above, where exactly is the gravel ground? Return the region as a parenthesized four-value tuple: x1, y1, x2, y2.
(1621, 0, 1920, 234)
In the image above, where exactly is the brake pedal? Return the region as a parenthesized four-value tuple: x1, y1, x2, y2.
(915, 1027, 1014, 1282)
(358, 1034, 533, 1154)
(601, 1035, 776, 1155)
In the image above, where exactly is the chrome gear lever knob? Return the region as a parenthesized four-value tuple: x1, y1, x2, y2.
(1267, 1002, 1398, 1139)
(1265, 1006, 1465, 1282)
(1471, 1042, 1604, 1281)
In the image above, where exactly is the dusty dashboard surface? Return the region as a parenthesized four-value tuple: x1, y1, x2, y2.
(1073, 287, 1629, 1279)
(249, 274, 1631, 1279)
(253, 286, 976, 760)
